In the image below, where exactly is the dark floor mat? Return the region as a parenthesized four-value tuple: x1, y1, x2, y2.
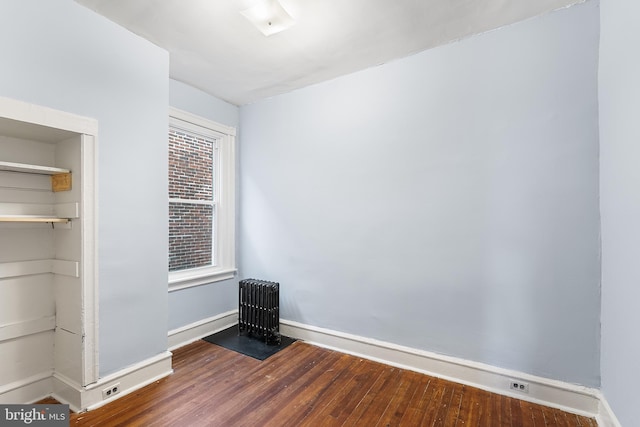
(202, 326, 296, 361)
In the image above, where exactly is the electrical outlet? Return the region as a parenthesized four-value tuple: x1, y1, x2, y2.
(102, 383, 121, 400)
(509, 380, 529, 393)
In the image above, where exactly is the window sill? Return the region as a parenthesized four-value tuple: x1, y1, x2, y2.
(168, 267, 237, 292)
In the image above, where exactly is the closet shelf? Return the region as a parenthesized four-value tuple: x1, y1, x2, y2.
(0, 160, 70, 175)
(0, 215, 70, 223)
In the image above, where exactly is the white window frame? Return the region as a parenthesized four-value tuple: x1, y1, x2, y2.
(168, 107, 236, 292)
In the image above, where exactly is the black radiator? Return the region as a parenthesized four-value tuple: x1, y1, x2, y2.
(238, 279, 281, 345)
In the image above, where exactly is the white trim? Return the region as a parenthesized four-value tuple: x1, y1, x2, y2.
(80, 133, 99, 386)
(52, 351, 173, 413)
(0, 161, 70, 175)
(51, 259, 79, 278)
(0, 96, 98, 136)
(55, 202, 79, 218)
(0, 259, 79, 279)
(596, 391, 623, 427)
(168, 107, 236, 292)
(0, 316, 56, 342)
(0, 371, 53, 405)
(0, 202, 79, 219)
(168, 310, 238, 350)
(168, 268, 236, 291)
(280, 319, 600, 418)
(168, 107, 236, 137)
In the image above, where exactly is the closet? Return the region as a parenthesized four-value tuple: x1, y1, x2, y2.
(0, 97, 97, 407)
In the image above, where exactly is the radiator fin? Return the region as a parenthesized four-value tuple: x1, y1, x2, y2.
(238, 279, 281, 345)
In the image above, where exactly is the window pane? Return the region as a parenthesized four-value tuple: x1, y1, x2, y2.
(168, 128, 214, 201)
(169, 202, 214, 271)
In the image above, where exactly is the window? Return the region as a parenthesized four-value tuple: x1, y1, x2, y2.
(168, 108, 236, 291)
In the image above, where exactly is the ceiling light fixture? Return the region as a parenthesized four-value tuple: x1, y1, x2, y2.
(240, 0, 295, 37)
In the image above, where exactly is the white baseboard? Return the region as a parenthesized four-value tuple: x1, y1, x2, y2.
(168, 310, 238, 350)
(280, 319, 600, 418)
(52, 351, 173, 412)
(0, 371, 53, 405)
(596, 391, 622, 427)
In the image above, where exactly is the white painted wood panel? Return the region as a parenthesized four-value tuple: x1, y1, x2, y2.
(0, 331, 54, 386)
(0, 373, 52, 406)
(0, 229, 54, 262)
(0, 316, 56, 342)
(53, 219, 81, 262)
(54, 328, 82, 387)
(0, 185, 53, 202)
(54, 137, 82, 261)
(0, 170, 51, 191)
(0, 135, 56, 167)
(0, 260, 79, 279)
(51, 260, 79, 278)
(55, 202, 79, 219)
(0, 161, 69, 175)
(54, 276, 81, 334)
(0, 275, 54, 324)
(0, 202, 56, 216)
(0, 260, 53, 278)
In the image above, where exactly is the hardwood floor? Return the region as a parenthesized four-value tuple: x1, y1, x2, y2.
(46, 340, 597, 426)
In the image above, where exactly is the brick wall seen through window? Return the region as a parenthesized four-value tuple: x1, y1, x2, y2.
(168, 128, 216, 271)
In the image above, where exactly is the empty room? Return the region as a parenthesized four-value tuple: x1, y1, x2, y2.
(0, 0, 637, 425)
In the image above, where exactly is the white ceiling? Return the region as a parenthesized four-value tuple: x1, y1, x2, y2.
(75, 0, 581, 106)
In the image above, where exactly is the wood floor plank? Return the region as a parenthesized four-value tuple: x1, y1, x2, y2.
(29, 339, 598, 427)
(541, 404, 560, 426)
(576, 413, 598, 427)
(317, 359, 387, 426)
(416, 376, 449, 426)
(126, 346, 257, 426)
(339, 365, 401, 426)
(396, 376, 435, 426)
(476, 389, 495, 427)
(329, 362, 388, 425)
(490, 393, 511, 427)
(458, 386, 482, 427)
(264, 353, 357, 427)
(244, 348, 342, 425)
(198, 342, 320, 425)
(550, 407, 572, 427)
(374, 370, 424, 427)
(430, 378, 456, 427)
(441, 382, 464, 427)
(450, 384, 472, 427)
(507, 398, 525, 427)
(500, 394, 514, 427)
(339, 366, 405, 426)
(115, 345, 247, 424)
(530, 401, 549, 427)
(567, 413, 582, 427)
(242, 348, 344, 426)
(297, 369, 365, 425)
(286, 353, 361, 426)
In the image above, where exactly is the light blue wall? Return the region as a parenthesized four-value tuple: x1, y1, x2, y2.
(240, 1, 601, 386)
(0, 0, 169, 376)
(0, 0, 607, 395)
(168, 79, 239, 331)
(599, 0, 640, 424)
(170, 79, 239, 128)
